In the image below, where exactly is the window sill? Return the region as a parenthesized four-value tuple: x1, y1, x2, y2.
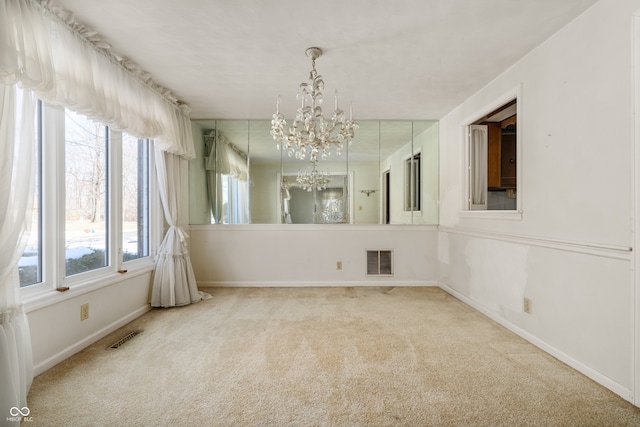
(22, 261, 154, 313)
(459, 210, 523, 221)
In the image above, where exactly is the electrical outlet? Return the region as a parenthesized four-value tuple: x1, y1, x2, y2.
(523, 298, 532, 314)
(80, 303, 89, 321)
(337, 261, 342, 270)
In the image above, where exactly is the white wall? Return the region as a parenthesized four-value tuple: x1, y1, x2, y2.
(26, 270, 151, 375)
(249, 161, 280, 224)
(189, 225, 438, 287)
(350, 162, 380, 224)
(438, 0, 639, 402)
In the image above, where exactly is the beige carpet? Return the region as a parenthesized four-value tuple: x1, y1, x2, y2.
(27, 287, 640, 426)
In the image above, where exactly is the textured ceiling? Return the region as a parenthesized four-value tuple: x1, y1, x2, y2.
(55, 0, 598, 121)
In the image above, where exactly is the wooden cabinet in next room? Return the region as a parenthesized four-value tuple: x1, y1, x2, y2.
(487, 115, 516, 190)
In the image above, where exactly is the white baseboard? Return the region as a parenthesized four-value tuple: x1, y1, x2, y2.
(438, 282, 634, 403)
(33, 304, 151, 376)
(198, 280, 439, 288)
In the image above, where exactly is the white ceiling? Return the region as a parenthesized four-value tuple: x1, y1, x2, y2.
(55, 0, 597, 121)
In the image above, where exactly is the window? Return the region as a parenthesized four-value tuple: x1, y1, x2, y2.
(18, 102, 155, 292)
(382, 170, 390, 224)
(466, 94, 520, 213)
(19, 100, 42, 287)
(122, 134, 150, 261)
(404, 153, 421, 211)
(207, 132, 250, 225)
(219, 174, 249, 224)
(64, 109, 109, 276)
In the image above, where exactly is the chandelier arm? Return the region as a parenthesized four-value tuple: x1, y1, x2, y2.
(272, 47, 357, 163)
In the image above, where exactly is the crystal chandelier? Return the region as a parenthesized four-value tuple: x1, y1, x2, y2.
(296, 162, 332, 192)
(271, 47, 358, 163)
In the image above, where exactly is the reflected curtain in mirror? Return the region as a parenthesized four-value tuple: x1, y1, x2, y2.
(204, 130, 250, 224)
(189, 120, 439, 225)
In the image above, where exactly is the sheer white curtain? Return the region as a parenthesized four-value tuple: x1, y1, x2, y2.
(217, 140, 250, 223)
(470, 125, 488, 209)
(0, 0, 200, 412)
(204, 135, 250, 224)
(0, 85, 35, 424)
(216, 140, 249, 181)
(151, 148, 204, 307)
(0, 0, 195, 159)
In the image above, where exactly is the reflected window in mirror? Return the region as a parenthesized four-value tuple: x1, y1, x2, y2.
(189, 120, 439, 225)
(204, 130, 250, 224)
(382, 170, 391, 224)
(404, 152, 421, 212)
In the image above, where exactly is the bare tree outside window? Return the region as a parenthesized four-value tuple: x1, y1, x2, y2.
(122, 133, 149, 261)
(65, 109, 108, 276)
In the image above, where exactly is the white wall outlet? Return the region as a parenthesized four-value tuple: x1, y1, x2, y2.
(80, 303, 89, 321)
(337, 261, 342, 270)
(523, 298, 532, 314)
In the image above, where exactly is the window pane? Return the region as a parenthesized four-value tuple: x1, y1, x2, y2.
(65, 109, 108, 276)
(404, 154, 421, 212)
(19, 99, 42, 287)
(221, 174, 230, 224)
(122, 134, 149, 261)
(414, 154, 421, 211)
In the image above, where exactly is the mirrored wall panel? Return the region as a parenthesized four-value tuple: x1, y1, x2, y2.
(189, 120, 438, 225)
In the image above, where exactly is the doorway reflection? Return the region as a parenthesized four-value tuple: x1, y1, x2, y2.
(189, 120, 439, 225)
(280, 172, 352, 224)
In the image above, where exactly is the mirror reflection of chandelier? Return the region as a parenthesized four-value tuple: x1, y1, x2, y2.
(271, 47, 358, 163)
(296, 162, 332, 192)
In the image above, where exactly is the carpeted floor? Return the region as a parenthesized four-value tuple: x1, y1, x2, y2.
(26, 287, 640, 426)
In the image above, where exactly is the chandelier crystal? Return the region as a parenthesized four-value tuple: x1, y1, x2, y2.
(296, 162, 332, 192)
(271, 47, 358, 163)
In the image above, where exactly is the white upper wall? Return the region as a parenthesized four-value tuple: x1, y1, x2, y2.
(437, 0, 640, 401)
(439, 0, 638, 247)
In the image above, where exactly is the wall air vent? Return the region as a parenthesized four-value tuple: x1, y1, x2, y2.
(367, 250, 393, 276)
(107, 330, 142, 350)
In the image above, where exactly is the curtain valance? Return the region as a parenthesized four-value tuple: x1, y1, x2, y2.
(205, 132, 249, 181)
(0, 0, 195, 159)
